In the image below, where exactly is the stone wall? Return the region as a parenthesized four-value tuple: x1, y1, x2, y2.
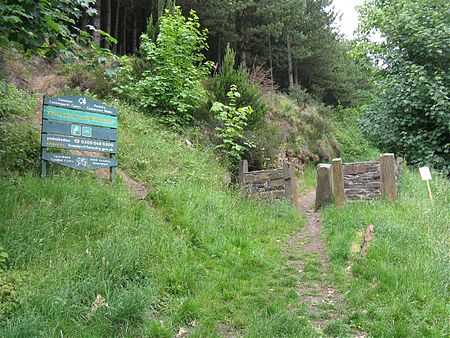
(343, 161, 381, 200)
(342, 158, 403, 200)
(239, 160, 297, 203)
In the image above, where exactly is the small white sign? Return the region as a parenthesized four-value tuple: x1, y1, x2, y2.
(419, 167, 432, 181)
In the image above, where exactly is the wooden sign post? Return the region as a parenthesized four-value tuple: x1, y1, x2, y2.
(419, 167, 433, 200)
(40, 96, 118, 182)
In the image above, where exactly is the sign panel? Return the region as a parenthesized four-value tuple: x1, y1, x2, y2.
(40, 95, 118, 181)
(42, 152, 117, 170)
(419, 167, 432, 181)
(44, 96, 117, 115)
(42, 120, 117, 141)
(43, 106, 118, 129)
(42, 134, 117, 153)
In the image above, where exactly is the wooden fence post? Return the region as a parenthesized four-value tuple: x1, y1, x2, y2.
(239, 160, 248, 185)
(380, 153, 397, 201)
(332, 158, 345, 207)
(283, 162, 298, 207)
(315, 164, 332, 210)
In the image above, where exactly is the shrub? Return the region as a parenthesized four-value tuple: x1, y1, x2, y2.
(211, 85, 254, 165)
(116, 7, 212, 127)
(359, 0, 450, 175)
(208, 46, 267, 127)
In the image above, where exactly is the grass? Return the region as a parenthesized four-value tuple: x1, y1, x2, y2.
(322, 169, 450, 337)
(0, 99, 318, 337)
(298, 164, 317, 194)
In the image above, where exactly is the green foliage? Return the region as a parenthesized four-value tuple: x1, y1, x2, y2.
(62, 47, 121, 98)
(208, 46, 267, 126)
(116, 7, 211, 127)
(359, 0, 450, 174)
(0, 0, 97, 57)
(211, 85, 254, 163)
(333, 107, 379, 162)
(248, 119, 284, 169)
(288, 85, 316, 108)
(0, 82, 39, 174)
(323, 169, 450, 336)
(0, 83, 34, 119)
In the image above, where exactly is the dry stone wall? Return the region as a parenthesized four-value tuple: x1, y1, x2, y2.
(343, 161, 381, 200)
(239, 160, 297, 203)
(342, 158, 403, 200)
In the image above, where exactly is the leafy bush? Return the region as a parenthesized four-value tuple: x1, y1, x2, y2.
(359, 0, 450, 174)
(211, 85, 254, 164)
(208, 46, 267, 127)
(0, 0, 97, 57)
(116, 7, 211, 127)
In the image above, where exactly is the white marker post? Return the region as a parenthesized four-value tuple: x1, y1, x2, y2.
(419, 167, 433, 200)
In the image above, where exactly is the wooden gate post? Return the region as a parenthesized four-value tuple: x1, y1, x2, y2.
(315, 164, 332, 210)
(332, 158, 345, 207)
(283, 162, 298, 207)
(380, 153, 397, 201)
(239, 160, 249, 185)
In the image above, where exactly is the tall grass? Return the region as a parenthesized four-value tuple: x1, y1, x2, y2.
(0, 101, 316, 336)
(322, 169, 449, 337)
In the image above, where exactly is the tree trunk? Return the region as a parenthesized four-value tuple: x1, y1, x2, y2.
(80, 12, 88, 32)
(287, 34, 294, 90)
(217, 35, 222, 65)
(113, 0, 120, 54)
(93, 0, 102, 45)
(122, 7, 127, 54)
(268, 34, 274, 92)
(105, 0, 112, 49)
(152, 0, 159, 25)
(132, 0, 138, 53)
(241, 50, 247, 69)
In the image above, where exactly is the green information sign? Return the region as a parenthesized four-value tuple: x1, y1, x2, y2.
(40, 95, 118, 182)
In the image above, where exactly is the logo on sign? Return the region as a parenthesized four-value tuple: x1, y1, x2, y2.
(79, 97, 87, 105)
(82, 126, 92, 138)
(71, 124, 82, 136)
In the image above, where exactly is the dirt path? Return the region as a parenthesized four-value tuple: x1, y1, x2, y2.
(286, 190, 366, 337)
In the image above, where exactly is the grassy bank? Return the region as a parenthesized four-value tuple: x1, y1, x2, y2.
(322, 170, 449, 337)
(0, 97, 317, 336)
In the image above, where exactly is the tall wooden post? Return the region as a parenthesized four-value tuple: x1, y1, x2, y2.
(315, 164, 332, 210)
(332, 158, 345, 207)
(284, 162, 298, 207)
(380, 153, 397, 201)
(239, 160, 248, 185)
